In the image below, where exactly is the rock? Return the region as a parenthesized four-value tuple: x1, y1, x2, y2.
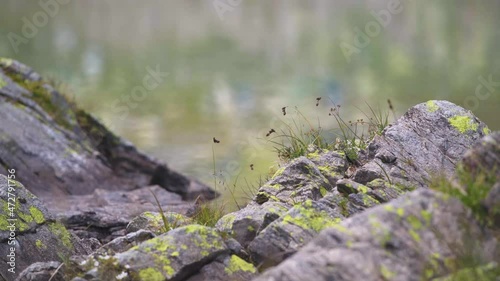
(77, 225, 233, 281)
(254, 189, 499, 281)
(0, 175, 89, 279)
(184, 255, 257, 281)
(47, 185, 194, 243)
(306, 149, 348, 186)
(216, 201, 289, 248)
(255, 157, 334, 205)
(97, 230, 156, 255)
(461, 131, 500, 179)
(15, 261, 63, 281)
(126, 211, 192, 235)
(483, 182, 500, 229)
(0, 58, 216, 203)
(247, 199, 343, 268)
(353, 100, 490, 188)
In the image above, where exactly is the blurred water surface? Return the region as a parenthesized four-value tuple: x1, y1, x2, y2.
(2, 1, 499, 206)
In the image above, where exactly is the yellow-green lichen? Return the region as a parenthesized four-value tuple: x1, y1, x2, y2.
(29, 206, 45, 224)
(138, 268, 164, 281)
(358, 185, 369, 194)
(426, 100, 439, 113)
(407, 215, 423, 230)
(421, 210, 432, 226)
(48, 222, 73, 250)
(35, 239, 45, 249)
(483, 127, 491, 135)
(217, 214, 236, 230)
(225, 255, 256, 275)
(448, 115, 478, 134)
(318, 166, 337, 179)
(247, 225, 255, 232)
(396, 208, 405, 217)
(307, 151, 321, 160)
(0, 77, 7, 89)
(320, 186, 328, 197)
(282, 204, 341, 232)
(272, 167, 286, 179)
(380, 265, 395, 280)
(409, 229, 421, 242)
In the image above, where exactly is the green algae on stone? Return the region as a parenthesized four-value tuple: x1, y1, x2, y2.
(448, 115, 478, 134)
(426, 100, 439, 113)
(225, 255, 257, 275)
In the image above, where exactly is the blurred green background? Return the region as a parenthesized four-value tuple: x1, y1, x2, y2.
(1, 1, 499, 206)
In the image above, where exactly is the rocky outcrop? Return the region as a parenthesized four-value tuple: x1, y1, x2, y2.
(254, 188, 499, 281)
(215, 100, 491, 269)
(0, 58, 216, 201)
(3, 58, 497, 281)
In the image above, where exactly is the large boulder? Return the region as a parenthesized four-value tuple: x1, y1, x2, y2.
(254, 189, 499, 281)
(0, 58, 216, 202)
(353, 100, 490, 188)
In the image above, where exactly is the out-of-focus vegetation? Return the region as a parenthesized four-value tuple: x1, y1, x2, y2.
(1, 1, 499, 207)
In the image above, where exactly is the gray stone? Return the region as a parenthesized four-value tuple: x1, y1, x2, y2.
(185, 254, 257, 281)
(216, 201, 289, 248)
(0, 175, 89, 280)
(15, 262, 63, 281)
(353, 100, 490, 188)
(254, 189, 499, 281)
